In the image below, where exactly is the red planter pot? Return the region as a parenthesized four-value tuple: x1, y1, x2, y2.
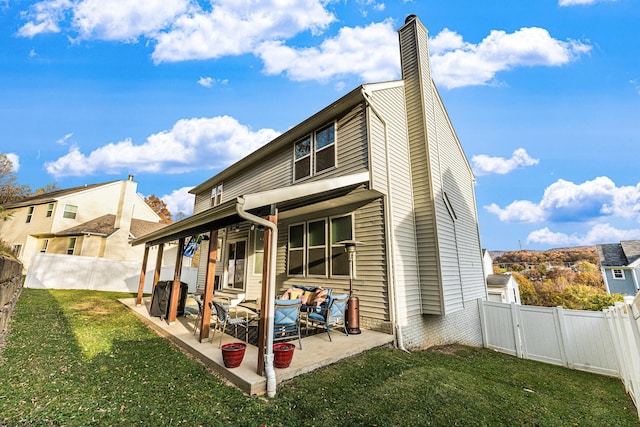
(221, 342, 246, 368)
(273, 343, 296, 368)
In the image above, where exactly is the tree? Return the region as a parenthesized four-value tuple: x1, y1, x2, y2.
(0, 153, 30, 205)
(32, 183, 60, 195)
(144, 194, 173, 224)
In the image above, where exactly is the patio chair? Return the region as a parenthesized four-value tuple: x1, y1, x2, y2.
(306, 294, 348, 342)
(274, 298, 303, 349)
(209, 301, 252, 348)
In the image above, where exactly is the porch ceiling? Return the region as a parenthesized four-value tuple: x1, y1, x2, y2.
(131, 172, 373, 248)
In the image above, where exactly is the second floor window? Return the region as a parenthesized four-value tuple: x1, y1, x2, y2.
(211, 184, 223, 207)
(46, 203, 54, 217)
(26, 206, 34, 223)
(293, 122, 336, 181)
(63, 204, 77, 219)
(613, 269, 625, 280)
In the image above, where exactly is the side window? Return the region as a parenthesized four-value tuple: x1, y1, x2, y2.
(40, 239, 49, 253)
(211, 184, 223, 207)
(67, 237, 77, 255)
(307, 219, 327, 277)
(253, 229, 265, 275)
(330, 215, 353, 277)
(315, 123, 335, 174)
(26, 206, 34, 223)
(288, 224, 305, 276)
(294, 136, 311, 181)
(63, 204, 77, 219)
(46, 203, 54, 217)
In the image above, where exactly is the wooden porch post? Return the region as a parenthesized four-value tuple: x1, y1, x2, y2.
(199, 230, 218, 342)
(167, 237, 185, 324)
(257, 213, 277, 375)
(135, 246, 150, 305)
(149, 243, 164, 307)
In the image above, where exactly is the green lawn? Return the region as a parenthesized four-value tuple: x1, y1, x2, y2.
(1, 289, 638, 426)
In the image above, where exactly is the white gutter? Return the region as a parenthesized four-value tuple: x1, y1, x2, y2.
(361, 88, 409, 353)
(236, 197, 278, 397)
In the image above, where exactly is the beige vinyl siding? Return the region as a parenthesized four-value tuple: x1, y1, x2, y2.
(366, 84, 422, 322)
(399, 21, 443, 315)
(432, 87, 486, 303)
(274, 195, 388, 324)
(192, 104, 368, 213)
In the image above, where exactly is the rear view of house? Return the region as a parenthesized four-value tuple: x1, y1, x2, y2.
(133, 15, 487, 351)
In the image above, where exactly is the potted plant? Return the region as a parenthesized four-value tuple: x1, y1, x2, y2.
(221, 342, 246, 368)
(273, 342, 296, 368)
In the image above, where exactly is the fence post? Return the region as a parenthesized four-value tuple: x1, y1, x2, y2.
(510, 302, 523, 358)
(624, 301, 640, 419)
(554, 306, 571, 369)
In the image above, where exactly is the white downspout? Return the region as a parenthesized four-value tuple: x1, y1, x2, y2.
(361, 89, 409, 353)
(236, 197, 278, 397)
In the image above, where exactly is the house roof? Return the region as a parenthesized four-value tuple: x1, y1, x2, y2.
(55, 214, 165, 238)
(596, 240, 640, 267)
(486, 274, 512, 288)
(1, 181, 117, 209)
(56, 214, 119, 237)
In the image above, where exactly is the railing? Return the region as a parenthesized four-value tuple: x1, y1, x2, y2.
(478, 296, 640, 418)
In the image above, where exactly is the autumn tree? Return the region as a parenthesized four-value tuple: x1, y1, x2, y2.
(0, 153, 30, 205)
(144, 194, 173, 224)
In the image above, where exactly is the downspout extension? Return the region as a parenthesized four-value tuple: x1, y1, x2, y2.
(361, 88, 409, 353)
(236, 197, 278, 397)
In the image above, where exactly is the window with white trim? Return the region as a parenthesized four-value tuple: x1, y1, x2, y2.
(253, 229, 265, 275)
(211, 184, 223, 207)
(46, 203, 54, 217)
(26, 206, 34, 223)
(11, 244, 22, 257)
(612, 269, 625, 280)
(40, 239, 49, 253)
(293, 122, 336, 182)
(67, 237, 77, 255)
(63, 204, 77, 219)
(287, 214, 353, 277)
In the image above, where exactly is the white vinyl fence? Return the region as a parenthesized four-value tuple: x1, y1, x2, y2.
(24, 252, 198, 294)
(479, 296, 640, 418)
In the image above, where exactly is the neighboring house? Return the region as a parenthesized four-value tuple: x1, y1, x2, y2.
(596, 240, 640, 296)
(486, 274, 521, 304)
(133, 15, 487, 350)
(0, 175, 165, 272)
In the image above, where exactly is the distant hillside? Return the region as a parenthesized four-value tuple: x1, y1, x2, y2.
(492, 246, 599, 267)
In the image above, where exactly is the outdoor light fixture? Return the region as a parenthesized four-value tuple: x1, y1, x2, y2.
(338, 240, 363, 334)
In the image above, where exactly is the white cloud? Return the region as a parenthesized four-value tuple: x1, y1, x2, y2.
(151, 0, 336, 63)
(197, 76, 228, 88)
(472, 148, 539, 176)
(485, 176, 640, 224)
(527, 224, 640, 246)
(17, 0, 71, 37)
(257, 19, 399, 83)
(5, 153, 20, 172)
(558, 0, 617, 6)
(159, 186, 195, 217)
(430, 27, 591, 89)
(631, 79, 640, 95)
(56, 132, 74, 145)
(45, 115, 280, 177)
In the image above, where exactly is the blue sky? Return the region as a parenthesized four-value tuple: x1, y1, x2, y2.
(1, 0, 639, 251)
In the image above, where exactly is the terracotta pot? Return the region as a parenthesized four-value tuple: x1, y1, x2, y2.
(273, 342, 296, 368)
(221, 342, 246, 368)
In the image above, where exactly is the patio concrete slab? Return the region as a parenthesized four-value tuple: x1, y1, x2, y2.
(119, 297, 394, 395)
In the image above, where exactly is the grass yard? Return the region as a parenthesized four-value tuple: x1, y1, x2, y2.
(1, 289, 638, 426)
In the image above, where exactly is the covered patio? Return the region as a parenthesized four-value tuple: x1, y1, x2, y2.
(120, 296, 394, 395)
(129, 173, 394, 396)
